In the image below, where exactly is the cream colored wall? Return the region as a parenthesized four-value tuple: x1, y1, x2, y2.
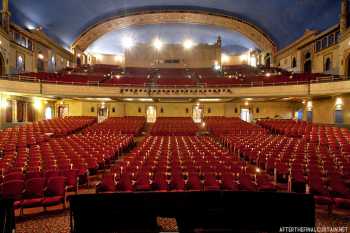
(93, 54, 124, 66)
(310, 97, 334, 124)
(338, 32, 350, 75)
(250, 102, 296, 119)
(109, 102, 126, 117)
(0, 32, 10, 74)
(222, 55, 245, 66)
(304, 95, 350, 124)
(125, 43, 220, 68)
(62, 100, 83, 116)
(9, 43, 34, 74)
(59, 100, 296, 120)
(312, 46, 340, 75)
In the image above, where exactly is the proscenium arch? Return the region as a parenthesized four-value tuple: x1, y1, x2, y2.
(72, 10, 277, 54)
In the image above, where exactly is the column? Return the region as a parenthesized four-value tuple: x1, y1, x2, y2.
(340, 0, 349, 34)
(23, 102, 28, 122)
(11, 100, 17, 123)
(1, 0, 11, 33)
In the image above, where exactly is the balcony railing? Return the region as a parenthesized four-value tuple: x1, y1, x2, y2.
(0, 74, 347, 89)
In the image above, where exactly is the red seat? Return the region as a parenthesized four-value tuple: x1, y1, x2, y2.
(238, 175, 257, 191)
(43, 176, 66, 209)
(21, 178, 45, 209)
(96, 173, 116, 192)
(2, 180, 24, 208)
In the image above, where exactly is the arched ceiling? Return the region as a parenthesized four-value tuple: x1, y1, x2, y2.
(86, 23, 258, 55)
(10, 0, 340, 50)
(74, 11, 275, 53)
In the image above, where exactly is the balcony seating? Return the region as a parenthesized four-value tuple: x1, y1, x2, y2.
(19, 66, 331, 87)
(102, 76, 150, 86)
(22, 72, 107, 84)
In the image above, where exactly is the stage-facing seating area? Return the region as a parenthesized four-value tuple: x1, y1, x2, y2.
(205, 116, 266, 136)
(0, 117, 134, 215)
(83, 117, 145, 135)
(0, 117, 96, 152)
(0, 116, 349, 233)
(97, 135, 284, 193)
(150, 117, 199, 136)
(16, 65, 338, 88)
(257, 119, 350, 145)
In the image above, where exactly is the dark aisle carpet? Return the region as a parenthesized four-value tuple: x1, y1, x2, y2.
(15, 209, 350, 233)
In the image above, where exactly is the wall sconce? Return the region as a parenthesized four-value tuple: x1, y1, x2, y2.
(335, 97, 343, 110)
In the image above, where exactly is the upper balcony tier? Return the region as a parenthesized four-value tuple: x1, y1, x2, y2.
(0, 73, 349, 98)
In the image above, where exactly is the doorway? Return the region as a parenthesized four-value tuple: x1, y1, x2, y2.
(58, 105, 68, 118)
(192, 105, 203, 123)
(0, 52, 5, 76)
(98, 105, 109, 123)
(146, 106, 157, 123)
(306, 111, 313, 122)
(240, 108, 251, 122)
(45, 106, 53, 120)
(335, 110, 344, 125)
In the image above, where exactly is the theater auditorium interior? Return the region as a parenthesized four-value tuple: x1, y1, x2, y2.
(0, 0, 350, 233)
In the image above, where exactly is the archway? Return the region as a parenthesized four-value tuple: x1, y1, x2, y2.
(192, 105, 203, 123)
(45, 106, 53, 120)
(346, 55, 350, 78)
(264, 53, 271, 68)
(324, 58, 331, 72)
(304, 61, 312, 73)
(304, 52, 312, 73)
(72, 10, 277, 54)
(146, 106, 157, 123)
(292, 57, 297, 68)
(0, 52, 5, 76)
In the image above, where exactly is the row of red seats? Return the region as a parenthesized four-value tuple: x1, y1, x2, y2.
(205, 117, 266, 136)
(0, 132, 133, 178)
(20, 65, 331, 87)
(83, 117, 145, 135)
(202, 73, 326, 87)
(2, 176, 67, 215)
(150, 117, 199, 136)
(97, 136, 276, 193)
(102, 76, 150, 86)
(156, 76, 197, 86)
(257, 119, 350, 147)
(0, 117, 96, 152)
(220, 133, 350, 210)
(23, 72, 106, 84)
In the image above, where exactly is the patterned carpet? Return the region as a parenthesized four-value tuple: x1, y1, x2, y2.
(15, 208, 350, 233)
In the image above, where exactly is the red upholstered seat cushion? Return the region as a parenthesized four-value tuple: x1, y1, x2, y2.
(42, 196, 64, 206)
(21, 198, 44, 207)
(334, 198, 350, 209)
(258, 183, 277, 192)
(314, 196, 333, 205)
(14, 201, 22, 209)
